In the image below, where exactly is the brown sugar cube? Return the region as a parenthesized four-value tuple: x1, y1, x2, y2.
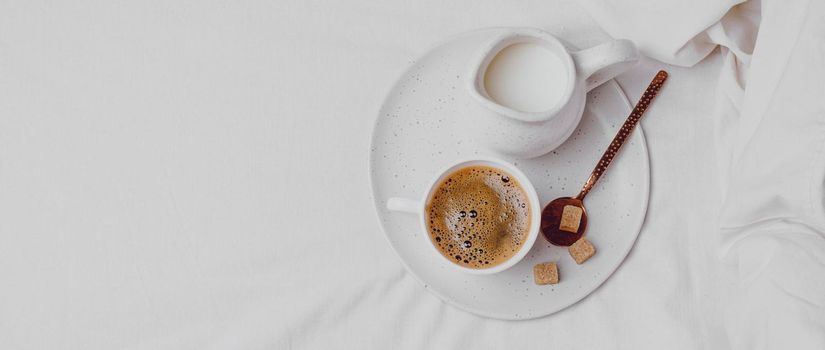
(568, 238, 596, 264)
(533, 262, 559, 285)
(559, 205, 583, 233)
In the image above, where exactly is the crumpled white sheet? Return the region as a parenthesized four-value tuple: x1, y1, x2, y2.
(0, 1, 818, 349)
(583, 0, 825, 348)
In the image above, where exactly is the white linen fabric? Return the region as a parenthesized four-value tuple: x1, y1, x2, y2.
(582, 0, 825, 348)
(0, 1, 818, 349)
(717, 1, 825, 348)
(580, 0, 746, 67)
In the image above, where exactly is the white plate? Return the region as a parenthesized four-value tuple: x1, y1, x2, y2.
(369, 28, 648, 320)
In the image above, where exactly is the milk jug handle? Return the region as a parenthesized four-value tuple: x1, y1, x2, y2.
(571, 39, 639, 92)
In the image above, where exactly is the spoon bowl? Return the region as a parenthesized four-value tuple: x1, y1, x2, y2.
(541, 197, 587, 246)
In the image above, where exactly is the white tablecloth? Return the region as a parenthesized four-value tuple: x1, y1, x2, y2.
(0, 1, 785, 349)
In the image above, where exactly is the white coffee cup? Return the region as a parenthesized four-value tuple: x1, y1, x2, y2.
(466, 28, 638, 158)
(386, 158, 541, 275)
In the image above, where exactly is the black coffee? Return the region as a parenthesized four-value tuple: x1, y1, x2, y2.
(425, 165, 531, 269)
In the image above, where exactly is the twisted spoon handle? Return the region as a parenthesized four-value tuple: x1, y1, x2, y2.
(576, 70, 668, 200)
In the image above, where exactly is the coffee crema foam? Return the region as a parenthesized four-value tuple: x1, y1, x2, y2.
(425, 165, 531, 269)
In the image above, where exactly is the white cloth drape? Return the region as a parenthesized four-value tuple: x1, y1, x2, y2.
(583, 0, 825, 348)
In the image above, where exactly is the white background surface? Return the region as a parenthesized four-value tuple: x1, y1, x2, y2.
(0, 1, 737, 349)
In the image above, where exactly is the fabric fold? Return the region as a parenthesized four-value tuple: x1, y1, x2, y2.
(580, 0, 744, 66)
(583, 0, 825, 348)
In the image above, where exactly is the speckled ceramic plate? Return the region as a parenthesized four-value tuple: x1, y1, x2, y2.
(369, 28, 649, 320)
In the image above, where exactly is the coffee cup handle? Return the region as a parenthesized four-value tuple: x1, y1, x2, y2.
(571, 39, 639, 92)
(386, 197, 421, 214)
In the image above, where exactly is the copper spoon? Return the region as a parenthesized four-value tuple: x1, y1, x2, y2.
(541, 70, 668, 246)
